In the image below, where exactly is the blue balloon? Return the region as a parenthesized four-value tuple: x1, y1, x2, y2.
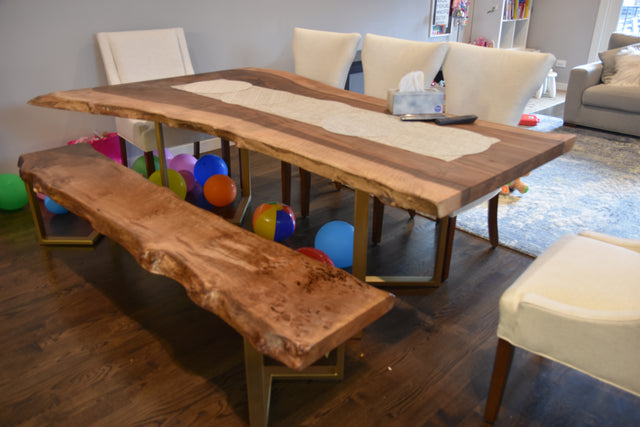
(193, 154, 229, 186)
(44, 196, 69, 215)
(314, 220, 354, 268)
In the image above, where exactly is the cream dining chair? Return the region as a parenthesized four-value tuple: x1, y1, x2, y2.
(359, 33, 450, 245)
(281, 27, 361, 217)
(370, 41, 554, 279)
(485, 231, 640, 422)
(96, 28, 229, 175)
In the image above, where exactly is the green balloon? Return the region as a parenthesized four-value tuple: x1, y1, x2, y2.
(0, 173, 28, 211)
(131, 155, 160, 177)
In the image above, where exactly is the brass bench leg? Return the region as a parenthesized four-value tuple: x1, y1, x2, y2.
(24, 183, 100, 246)
(243, 338, 345, 427)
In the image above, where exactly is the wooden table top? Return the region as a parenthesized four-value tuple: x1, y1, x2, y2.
(29, 67, 575, 217)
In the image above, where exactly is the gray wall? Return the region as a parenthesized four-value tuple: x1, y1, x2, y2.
(0, 0, 441, 174)
(527, 0, 602, 85)
(0, 0, 609, 174)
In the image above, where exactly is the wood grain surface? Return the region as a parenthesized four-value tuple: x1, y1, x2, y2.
(18, 143, 394, 371)
(28, 68, 575, 217)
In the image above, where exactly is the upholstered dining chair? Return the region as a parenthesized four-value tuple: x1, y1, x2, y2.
(485, 231, 640, 422)
(281, 27, 361, 217)
(361, 33, 449, 246)
(370, 41, 554, 280)
(96, 28, 229, 175)
(361, 33, 448, 100)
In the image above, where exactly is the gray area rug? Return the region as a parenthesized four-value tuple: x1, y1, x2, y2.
(456, 115, 640, 256)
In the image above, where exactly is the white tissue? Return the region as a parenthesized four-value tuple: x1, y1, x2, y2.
(398, 71, 425, 92)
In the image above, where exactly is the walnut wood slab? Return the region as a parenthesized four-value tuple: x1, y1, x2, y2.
(18, 143, 395, 371)
(28, 68, 575, 218)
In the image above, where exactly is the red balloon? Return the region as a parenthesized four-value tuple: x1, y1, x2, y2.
(296, 247, 335, 266)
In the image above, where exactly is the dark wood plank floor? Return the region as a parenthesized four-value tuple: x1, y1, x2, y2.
(2, 140, 638, 426)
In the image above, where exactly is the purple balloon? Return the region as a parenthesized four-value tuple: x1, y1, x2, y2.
(153, 148, 174, 161)
(169, 153, 197, 174)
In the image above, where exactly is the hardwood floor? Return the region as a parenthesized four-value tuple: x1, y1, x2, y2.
(2, 142, 638, 426)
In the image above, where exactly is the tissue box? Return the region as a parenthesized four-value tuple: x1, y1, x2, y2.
(387, 87, 445, 115)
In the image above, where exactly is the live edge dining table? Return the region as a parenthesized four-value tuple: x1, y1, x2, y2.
(28, 67, 575, 286)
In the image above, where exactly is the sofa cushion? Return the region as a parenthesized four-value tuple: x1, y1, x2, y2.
(609, 48, 640, 87)
(582, 84, 640, 113)
(598, 43, 640, 83)
(609, 33, 640, 50)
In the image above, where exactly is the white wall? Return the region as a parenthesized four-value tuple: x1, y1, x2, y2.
(0, 0, 444, 174)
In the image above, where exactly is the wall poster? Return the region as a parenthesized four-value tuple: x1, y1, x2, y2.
(430, 0, 452, 37)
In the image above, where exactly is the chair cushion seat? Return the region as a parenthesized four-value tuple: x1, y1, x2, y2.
(498, 233, 640, 396)
(115, 118, 210, 153)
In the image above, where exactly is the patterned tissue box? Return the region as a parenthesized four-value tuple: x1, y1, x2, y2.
(387, 87, 445, 115)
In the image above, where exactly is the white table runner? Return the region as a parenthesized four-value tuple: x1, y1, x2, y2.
(173, 79, 499, 162)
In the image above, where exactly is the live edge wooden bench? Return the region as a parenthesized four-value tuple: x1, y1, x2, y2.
(18, 143, 395, 426)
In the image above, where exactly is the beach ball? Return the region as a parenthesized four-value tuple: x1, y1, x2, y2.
(0, 173, 28, 211)
(169, 153, 198, 174)
(296, 247, 335, 266)
(149, 169, 188, 199)
(193, 154, 228, 185)
(252, 202, 296, 241)
(132, 155, 159, 177)
(44, 196, 69, 215)
(203, 174, 237, 207)
(314, 220, 354, 268)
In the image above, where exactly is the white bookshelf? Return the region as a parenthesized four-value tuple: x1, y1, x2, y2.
(470, 0, 533, 49)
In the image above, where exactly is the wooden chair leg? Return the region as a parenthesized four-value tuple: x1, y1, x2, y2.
(192, 141, 201, 159)
(300, 168, 311, 217)
(484, 338, 515, 423)
(143, 151, 156, 176)
(221, 138, 230, 174)
(440, 216, 456, 281)
(488, 193, 499, 248)
(372, 196, 384, 245)
(281, 161, 292, 206)
(118, 136, 128, 167)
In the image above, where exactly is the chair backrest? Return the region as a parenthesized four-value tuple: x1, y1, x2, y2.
(442, 42, 555, 126)
(361, 33, 448, 100)
(292, 27, 361, 89)
(96, 27, 194, 85)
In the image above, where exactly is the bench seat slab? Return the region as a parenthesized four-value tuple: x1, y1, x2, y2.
(18, 143, 395, 371)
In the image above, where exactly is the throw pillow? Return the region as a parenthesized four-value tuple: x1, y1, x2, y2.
(598, 43, 640, 84)
(609, 48, 640, 87)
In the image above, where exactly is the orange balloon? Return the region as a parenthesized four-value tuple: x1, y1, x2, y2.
(203, 174, 237, 207)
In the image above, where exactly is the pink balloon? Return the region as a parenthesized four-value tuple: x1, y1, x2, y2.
(169, 153, 197, 174)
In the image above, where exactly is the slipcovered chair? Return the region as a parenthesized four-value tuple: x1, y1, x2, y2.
(371, 41, 554, 279)
(282, 27, 361, 216)
(361, 33, 448, 100)
(485, 231, 640, 422)
(361, 33, 449, 245)
(96, 28, 228, 175)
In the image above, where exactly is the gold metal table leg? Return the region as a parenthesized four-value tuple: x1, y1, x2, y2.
(352, 189, 370, 281)
(232, 148, 252, 225)
(154, 122, 169, 187)
(243, 338, 344, 427)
